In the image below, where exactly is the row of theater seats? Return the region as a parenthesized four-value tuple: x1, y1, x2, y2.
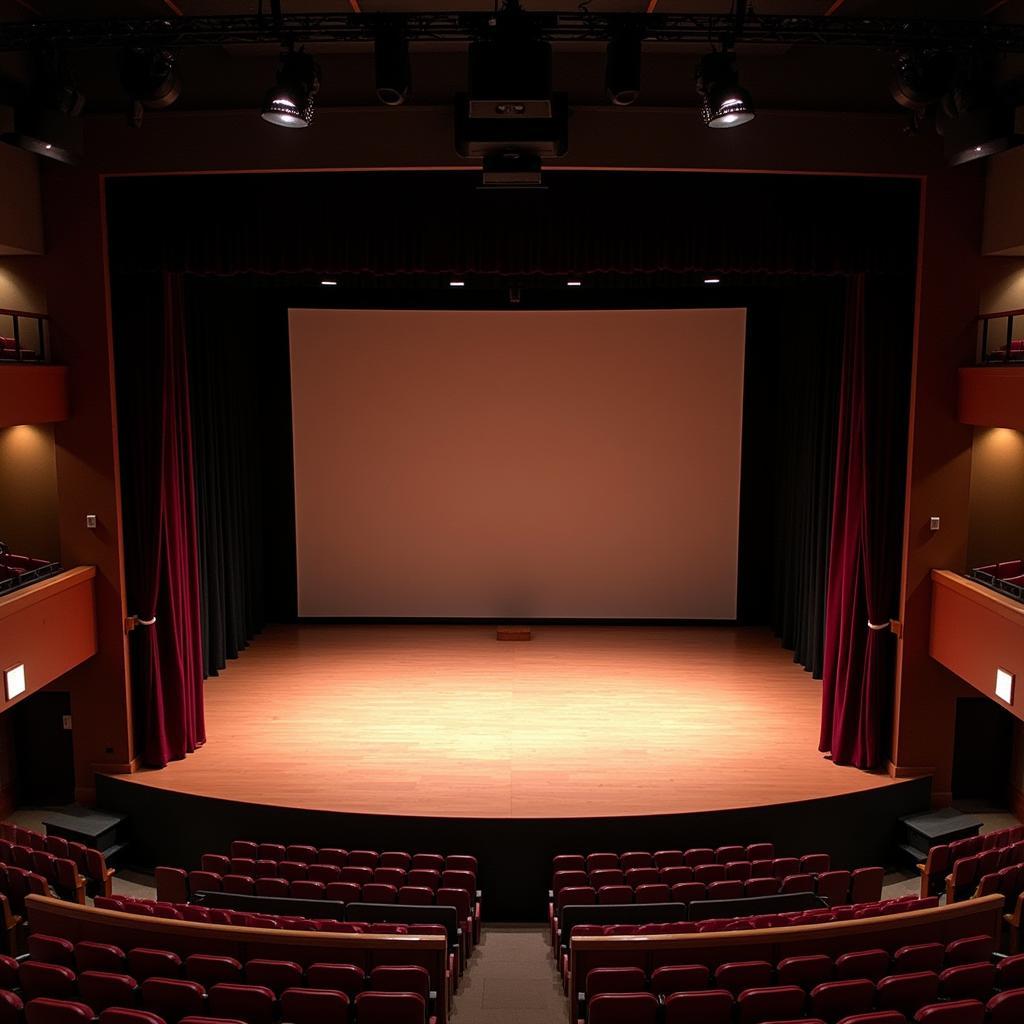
(7, 940, 437, 1024)
(941, 844, 1024, 905)
(574, 935, 1019, 1024)
(223, 846, 475, 875)
(554, 845, 781, 872)
(194, 862, 470, 892)
(0, 828, 115, 899)
(555, 897, 939, 983)
(555, 857, 836, 891)
(969, 560, 1024, 601)
(152, 871, 478, 950)
(92, 899, 466, 982)
(0, 852, 85, 905)
(578, 986, 1022, 1024)
(550, 865, 886, 917)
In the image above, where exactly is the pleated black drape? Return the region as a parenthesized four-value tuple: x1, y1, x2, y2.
(186, 280, 284, 677)
(769, 289, 844, 677)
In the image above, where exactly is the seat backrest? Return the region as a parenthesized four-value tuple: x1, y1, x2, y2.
(207, 983, 276, 1024)
(19, 961, 78, 1001)
(987, 988, 1024, 1024)
(736, 985, 806, 1024)
(141, 977, 207, 1024)
(649, 965, 710, 997)
(370, 965, 431, 1001)
(25, 999, 98, 1024)
(913, 1000, 985, 1024)
(664, 989, 734, 1024)
(715, 960, 774, 996)
(305, 963, 366, 999)
(353, 990, 425, 1024)
(244, 959, 304, 995)
(584, 966, 646, 1001)
(588, 992, 658, 1024)
(77, 970, 139, 1013)
(279, 987, 350, 1024)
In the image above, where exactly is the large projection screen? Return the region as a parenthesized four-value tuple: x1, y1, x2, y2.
(290, 308, 746, 619)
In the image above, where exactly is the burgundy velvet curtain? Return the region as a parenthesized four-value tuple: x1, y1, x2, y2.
(819, 274, 910, 769)
(118, 273, 206, 768)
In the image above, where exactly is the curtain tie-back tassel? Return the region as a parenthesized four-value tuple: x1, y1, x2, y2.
(866, 620, 889, 631)
(126, 615, 157, 632)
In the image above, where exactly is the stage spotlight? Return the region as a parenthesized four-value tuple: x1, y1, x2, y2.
(605, 29, 642, 107)
(375, 26, 411, 106)
(0, 82, 85, 164)
(696, 51, 755, 129)
(262, 48, 320, 128)
(889, 50, 956, 114)
(120, 47, 181, 127)
(936, 79, 1024, 165)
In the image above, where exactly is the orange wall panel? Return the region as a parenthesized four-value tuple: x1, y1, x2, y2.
(0, 567, 97, 711)
(0, 365, 68, 428)
(930, 570, 1024, 719)
(959, 368, 1024, 432)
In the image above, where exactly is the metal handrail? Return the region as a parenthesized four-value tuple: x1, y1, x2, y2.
(0, 308, 50, 364)
(977, 308, 1024, 365)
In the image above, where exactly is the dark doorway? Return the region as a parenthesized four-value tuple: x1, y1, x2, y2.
(12, 691, 75, 806)
(952, 697, 1014, 803)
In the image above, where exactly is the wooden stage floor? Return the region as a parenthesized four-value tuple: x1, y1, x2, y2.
(123, 624, 900, 819)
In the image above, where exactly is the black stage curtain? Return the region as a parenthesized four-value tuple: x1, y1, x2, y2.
(106, 172, 919, 280)
(185, 279, 293, 676)
(738, 282, 843, 677)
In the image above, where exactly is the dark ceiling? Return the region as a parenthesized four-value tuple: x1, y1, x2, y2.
(0, 1, 1022, 115)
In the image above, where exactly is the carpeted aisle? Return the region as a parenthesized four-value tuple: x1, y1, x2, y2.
(452, 925, 566, 1024)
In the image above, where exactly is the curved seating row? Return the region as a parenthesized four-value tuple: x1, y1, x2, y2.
(918, 829, 1024, 899)
(550, 866, 886, 938)
(580, 987, 1023, 1024)
(555, 897, 939, 985)
(22, 897, 450, 1024)
(9, 946, 437, 1024)
(553, 847, 779, 873)
(565, 893, 1006, 1015)
(153, 872, 478, 947)
(225, 847, 475, 876)
(194, 864, 467, 893)
(0, 829, 114, 899)
(555, 858, 836, 894)
(2, 990, 430, 1024)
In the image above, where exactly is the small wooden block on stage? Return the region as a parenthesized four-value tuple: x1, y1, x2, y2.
(497, 626, 532, 641)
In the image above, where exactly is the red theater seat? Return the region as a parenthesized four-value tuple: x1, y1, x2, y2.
(127, 950, 182, 982)
(650, 965, 711, 996)
(893, 945, 945, 974)
(664, 989, 734, 1024)
(207, 984, 275, 1024)
(20, 963, 78, 1001)
(141, 979, 205, 1024)
(77, 971, 139, 1013)
(28, 937, 76, 968)
(737, 985, 806, 1024)
(26, 1000, 98, 1024)
(183, 954, 240, 987)
(938, 963, 995, 1001)
(370, 965, 431, 1002)
(987, 988, 1024, 1024)
(0, 991, 21, 1024)
(585, 967, 646, 1000)
(876, 972, 941, 1016)
(588, 992, 657, 1024)
(810, 979, 876, 1023)
(243, 960, 303, 996)
(913, 1002, 985, 1024)
(353, 991, 425, 1024)
(306, 964, 365, 1000)
(279, 988, 350, 1024)
(835, 950, 892, 982)
(715, 962, 775, 996)
(778, 955, 833, 991)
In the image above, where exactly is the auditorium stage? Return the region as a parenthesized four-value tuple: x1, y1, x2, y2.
(98, 625, 931, 918)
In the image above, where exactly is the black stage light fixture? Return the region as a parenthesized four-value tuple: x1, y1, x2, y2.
(0, 81, 84, 164)
(937, 78, 1024, 164)
(120, 47, 181, 128)
(605, 28, 642, 107)
(262, 47, 320, 128)
(375, 26, 411, 106)
(890, 50, 957, 113)
(696, 50, 755, 128)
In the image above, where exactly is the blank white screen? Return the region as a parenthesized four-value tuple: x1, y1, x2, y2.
(290, 307, 746, 618)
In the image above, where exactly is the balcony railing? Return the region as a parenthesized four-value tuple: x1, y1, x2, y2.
(978, 308, 1024, 365)
(0, 308, 50, 363)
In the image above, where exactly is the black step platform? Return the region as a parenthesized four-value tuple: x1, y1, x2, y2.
(43, 806, 129, 863)
(897, 806, 982, 865)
